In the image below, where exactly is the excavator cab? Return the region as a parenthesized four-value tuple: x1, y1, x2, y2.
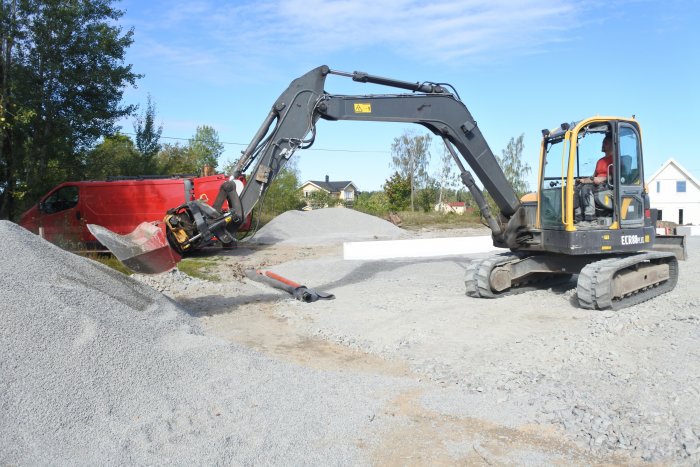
(537, 117, 648, 246)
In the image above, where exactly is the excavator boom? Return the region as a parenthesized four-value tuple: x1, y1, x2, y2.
(233, 66, 520, 233)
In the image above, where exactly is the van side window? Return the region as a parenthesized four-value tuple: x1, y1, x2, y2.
(41, 186, 79, 214)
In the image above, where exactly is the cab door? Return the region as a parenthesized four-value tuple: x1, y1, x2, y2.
(616, 123, 644, 228)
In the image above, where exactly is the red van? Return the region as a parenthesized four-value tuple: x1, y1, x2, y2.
(19, 174, 245, 248)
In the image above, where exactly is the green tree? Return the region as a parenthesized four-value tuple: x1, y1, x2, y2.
(0, 0, 139, 218)
(498, 134, 531, 197)
(437, 143, 460, 206)
(306, 190, 336, 209)
(354, 191, 389, 216)
(390, 130, 431, 211)
(155, 143, 198, 175)
(0, 0, 138, 217)
(260, 167, 304, 216)
(83, 133, 139, 179)
(133, 94, 162, 174)
(417, 177, 439, 213)
(383, 171, 411, 212)
(188, 125, 224, 170)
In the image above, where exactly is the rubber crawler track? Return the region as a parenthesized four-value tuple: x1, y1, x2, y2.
(576, 251, 679, 310)
(465, 253, 572, 299)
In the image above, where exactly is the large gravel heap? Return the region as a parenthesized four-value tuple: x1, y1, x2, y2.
(0, 221, 399, 464)
(248, 208, 406, 245)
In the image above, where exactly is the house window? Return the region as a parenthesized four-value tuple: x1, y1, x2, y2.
(656, 181, 660, 193)
(657, 210, 663, 221)
(344, 191, 352, 200)
(676, 181, 686, 192)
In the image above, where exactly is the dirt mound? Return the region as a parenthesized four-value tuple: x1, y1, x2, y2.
(248, 208, 406, 245)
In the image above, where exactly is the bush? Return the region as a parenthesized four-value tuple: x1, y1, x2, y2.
(354, 191, 390, 216)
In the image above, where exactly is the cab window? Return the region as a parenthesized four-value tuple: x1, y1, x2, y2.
(619, 125, 641, 185)
(575, 123, 610, 179)
(540, 136, 568, 226)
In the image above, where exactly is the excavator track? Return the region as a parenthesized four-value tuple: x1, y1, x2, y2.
(465, 253, 573, 298)
(465, 253, 516, 298)
(576, 251, 678, 310)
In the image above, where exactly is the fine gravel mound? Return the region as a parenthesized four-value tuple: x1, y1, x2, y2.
(248, 208, 406, 245)
(0, 221, 405, 465)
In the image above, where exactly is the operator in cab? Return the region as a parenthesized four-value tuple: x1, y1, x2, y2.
(592, 134, 613, 185)
(575, 134, 613, 225)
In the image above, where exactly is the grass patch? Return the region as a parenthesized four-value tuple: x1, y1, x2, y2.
(393, 211, 485, 230)
(81, 253, 133, 275)
(177, 257, 223, 281)
(80, 251, 223, 281)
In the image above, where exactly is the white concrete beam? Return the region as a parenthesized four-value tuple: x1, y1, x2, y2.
(343, 236, 503, 260)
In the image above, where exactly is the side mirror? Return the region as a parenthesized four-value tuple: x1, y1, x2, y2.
(38, 201, 47, 213)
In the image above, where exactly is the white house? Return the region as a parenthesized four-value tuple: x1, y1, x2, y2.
(647, 158, 700, 225)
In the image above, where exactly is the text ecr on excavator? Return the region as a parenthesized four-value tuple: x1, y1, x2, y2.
(90, 65, 686, 310)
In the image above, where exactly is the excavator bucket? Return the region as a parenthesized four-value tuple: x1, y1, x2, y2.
(87, 222, 182, 274)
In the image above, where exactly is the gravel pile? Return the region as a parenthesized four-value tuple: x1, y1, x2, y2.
(0, 221, 405, 465)
(248, 208, 406, 245)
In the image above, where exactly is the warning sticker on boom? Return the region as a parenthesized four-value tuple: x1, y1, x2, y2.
(353, 103, 372, 113)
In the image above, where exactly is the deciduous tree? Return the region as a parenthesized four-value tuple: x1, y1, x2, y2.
(499, 134, 531, 196)
(188, 125, 224, 170)
(354, 191, 389, 216)
(0, 0, 139, 218)
(133, 94, 162, 174)
(383, 171, 411, 212)
(390, 130, 431, 211)
(83, 134, 139, 179)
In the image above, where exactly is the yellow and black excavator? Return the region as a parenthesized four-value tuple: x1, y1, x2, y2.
(91, 65, 685, 310)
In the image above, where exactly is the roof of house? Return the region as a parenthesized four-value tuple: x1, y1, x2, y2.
(448, 202, 466, 207)
(647, 158, 700, 189)
(302, 180, 356, 193)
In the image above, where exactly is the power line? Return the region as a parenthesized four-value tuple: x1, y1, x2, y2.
(120, 132, 391, 154)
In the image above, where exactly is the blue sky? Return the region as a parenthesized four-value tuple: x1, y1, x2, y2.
(117, 0, 700, 191)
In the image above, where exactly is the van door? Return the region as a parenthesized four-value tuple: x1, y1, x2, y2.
(38, 185, 83, 246)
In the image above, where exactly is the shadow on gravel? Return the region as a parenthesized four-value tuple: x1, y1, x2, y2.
(176, 257, 471, 317)
(177, 292, 285, 317)
(551, 276, 577, 294)
(314, 257, 469, 292)
(315, 258, 581, 299)
(178, 256, 583, 318)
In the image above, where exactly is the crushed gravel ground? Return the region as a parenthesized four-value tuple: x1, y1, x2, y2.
(2, 207, 699, 465)
(0, 221, 408, 465)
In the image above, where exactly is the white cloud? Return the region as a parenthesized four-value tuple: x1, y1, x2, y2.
(239, 0, 580, 59)
(125, 0, 586, 82)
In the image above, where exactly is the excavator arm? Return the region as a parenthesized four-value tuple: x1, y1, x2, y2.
(223, 66, 523, 246)
(92, 65, 530, 272)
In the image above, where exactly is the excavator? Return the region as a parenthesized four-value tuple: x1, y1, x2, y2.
(91, 65, 685, 310)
